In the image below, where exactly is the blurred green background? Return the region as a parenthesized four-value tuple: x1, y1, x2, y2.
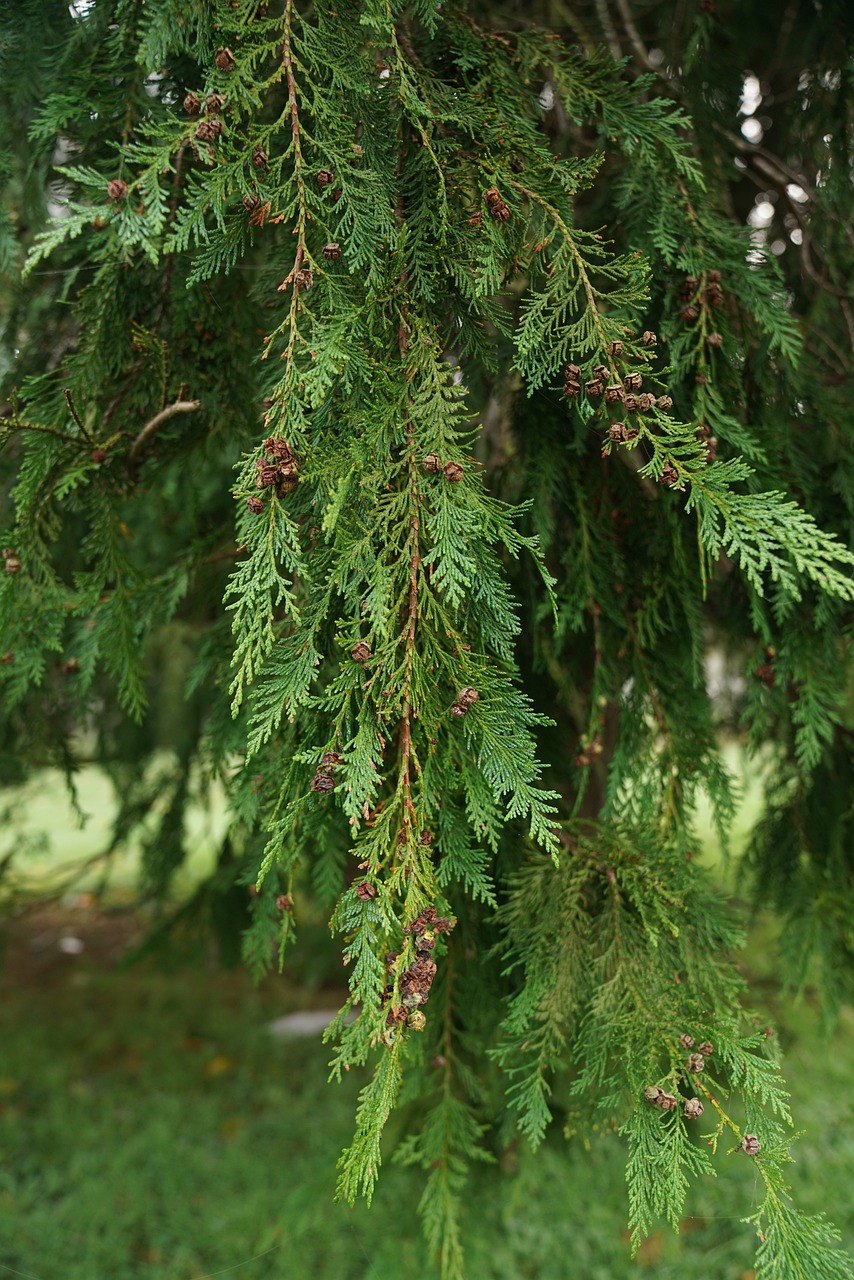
(1, 751, 852, 1280)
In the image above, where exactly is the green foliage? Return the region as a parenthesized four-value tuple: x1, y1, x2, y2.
(2, 1, 854, 1278)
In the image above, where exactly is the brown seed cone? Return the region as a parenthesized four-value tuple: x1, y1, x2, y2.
(255, 460, 279, 488)
(310, 772, 335, 793)
(214, 46, 235, 71)
(642, 330, 657, 346)
(351, 641, 371, 663)
(623, 373, 643, 392)
(644, 1086, 663, 1104)
(683, 1098, 704, 1119)
(657, 396, 673, 409)
(264, 436, 294, 462)
(608, 423, 627, 443)
(243, 193, 260, 212)
(686, 1052, 705, 1073)
(246, 495, 264, 514)
(655, 1092, 678, 1112)
(316, 168, 335, 187)
(490, 201, 511, 222)
(563, 379, 581, 398)
(294, 268, 314, 291)
(680, 1033, 695, 1049)
(484, 186, 502, 207)
(277, 475, 298, 497)
(697, 1041, 714, 1056)
(708, 269, 722, 283)
(510, 155, 524, 173)
(407, 1010, 427, 1031)
(467, 211, 483, 227)
(5, 555, 22, 574)
(90, 448, 107, 464)
(607, 340, 623, 357)
(564, 362, 582, 380)
(741, 1134, 761, 1156)
(183, 92, 202, 115)
(605, 386, 624, 405)
(422, 453, 442, 473)
(356, 881, 377, 901)
(637, 393, 655, 411)
(252, 146, 269, 169)
(681, 304, 699, 322)
(457, 686, 479, 707)
(443, 460, 464, 483)
(623, 394, 639, 413)
(205, 92, 227, 113)
(322, 242, 342, 260)
(107, 178, 128, 202)
(195, 117, 223, 142)
(586, 380, 604, 397)
(661, 464, 680, 487)
(450, 701, 467, 717)
(276, 895, 293, 912)
(707, 332, 723, 347)
(593, 364, 610, 382)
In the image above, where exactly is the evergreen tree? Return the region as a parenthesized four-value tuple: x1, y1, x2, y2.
(2, 1, 854, 1276)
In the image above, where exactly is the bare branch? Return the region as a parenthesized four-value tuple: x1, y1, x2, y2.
(129, 399, 203, 460)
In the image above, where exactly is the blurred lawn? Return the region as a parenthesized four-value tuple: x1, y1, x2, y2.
(1, 747, 853, 1279)
(1, 930, 853, 1280)
(7, 755, 229, 897)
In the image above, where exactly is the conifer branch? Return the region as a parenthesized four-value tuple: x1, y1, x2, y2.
(0, 415, 80, 446)
(128, 399, 203, 460)
(399, 407, 421, 837)
(63, 388, 93, 445)
(5, 6, 854, 1277)
(281, 0, 308, 286)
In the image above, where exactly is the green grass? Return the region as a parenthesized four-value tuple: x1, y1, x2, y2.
(1, 929, 853, 1280)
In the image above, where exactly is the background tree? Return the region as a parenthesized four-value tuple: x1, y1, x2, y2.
(2, 1, 854, 1277)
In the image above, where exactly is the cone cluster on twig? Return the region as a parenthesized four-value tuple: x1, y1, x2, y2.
(382, 907, 454, 1034)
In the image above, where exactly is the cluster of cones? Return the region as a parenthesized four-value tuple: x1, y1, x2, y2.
(382, 906, 454, 1034)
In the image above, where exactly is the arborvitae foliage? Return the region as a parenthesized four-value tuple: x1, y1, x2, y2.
(2, 1, 854, 1276)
